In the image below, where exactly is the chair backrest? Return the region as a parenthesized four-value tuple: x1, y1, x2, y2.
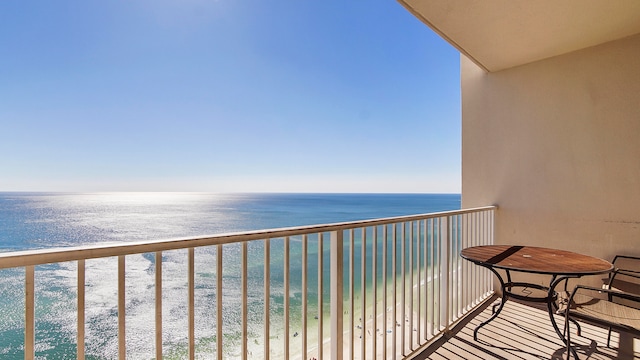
(606, 255, 640, 309)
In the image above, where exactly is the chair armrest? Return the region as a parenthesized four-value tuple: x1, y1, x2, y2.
(567, 285, 640, 323)
(570, 285, 640, 304)
(614, 269, 640, 280)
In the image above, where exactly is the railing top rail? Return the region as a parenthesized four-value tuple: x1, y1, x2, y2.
(0, 206, 496, 269)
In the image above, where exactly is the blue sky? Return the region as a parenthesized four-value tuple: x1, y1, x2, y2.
(0, 0, 461, 193)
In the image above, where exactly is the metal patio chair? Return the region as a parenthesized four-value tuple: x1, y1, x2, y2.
(564, 255, 640, 359)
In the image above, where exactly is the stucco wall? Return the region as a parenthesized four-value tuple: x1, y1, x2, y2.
(461, 34, 640, 286)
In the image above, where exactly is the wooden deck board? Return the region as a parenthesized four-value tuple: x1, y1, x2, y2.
(412, 297, 639, 360)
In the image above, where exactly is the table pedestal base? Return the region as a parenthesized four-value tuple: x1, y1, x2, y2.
(473, 267, 581, 359)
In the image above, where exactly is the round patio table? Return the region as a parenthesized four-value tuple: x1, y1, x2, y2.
(461, 245, 613, 356)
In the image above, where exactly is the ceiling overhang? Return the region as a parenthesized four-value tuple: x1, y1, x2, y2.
(399, 0, 640, 72)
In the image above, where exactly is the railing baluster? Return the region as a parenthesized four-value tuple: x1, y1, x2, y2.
(467, 213, 472, 302)
(423, 219, 428, 340)
(78, 259, 85, 360)
(457, 215, 462, 317)
(491, 210, 495, 294)
(479, 212, 485, 293)
(408, 221, 413, 350)
(474, 213, 479, 298)
(348, 229, 355, 360)
(330, 230, 343, 360)
(472, 213, 477, 301)
(462, 214, 469, 311)
(118, 255, 126, 360)
(188, 248, 195, 360)
(360, 227, 367, 360)
(400, 222, 406, 356)
(284, 237, 290, 359)
(382, 224, 387, 359)
(416, 220, 421, 343)
(155, 252, 162, 360)
(468, 214, 473, 308)
(452, 216, 458, 320)
(442, 217, 450, 331)
(392, 224, 397, 358)
(242, 242, 248, 360)
(450, 216, 455, 325)
(463, 214, 468, 310)
(460, 215, 465, 315)
(484, 212, 488, 292)
(474, 212, 479, 302)
(372, 226, 377, 356)
(428, 218, 434, 338)
(317, 233, 323, 360)
(491, 211, 495, 295)
(301, 235, 307, 360)
(483, 213, 493, 294)
(434, 218, 441, 332)
(216, 245, 223, 360)
(264, 238, 270, 360)
(479, 213, 483, 295)
(476, 211, 481, 295)
(25, 265, 35, 360)
(482, 212, 488, 294)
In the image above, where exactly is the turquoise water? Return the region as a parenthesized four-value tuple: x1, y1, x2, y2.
(0, 193, 460, 359)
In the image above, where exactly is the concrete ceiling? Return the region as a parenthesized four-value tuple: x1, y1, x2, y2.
(399, 0, 640, 72)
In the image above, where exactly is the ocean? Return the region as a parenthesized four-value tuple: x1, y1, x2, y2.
(0, 192, 460, 359)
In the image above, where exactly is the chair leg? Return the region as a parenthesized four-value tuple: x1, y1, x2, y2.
(606, 326, 612, 348)
(566, 317, 572, 359)
(565, 317, 581, 359)
(572, 318, 581, 336)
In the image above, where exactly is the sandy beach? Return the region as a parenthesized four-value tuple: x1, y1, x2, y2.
(243, 268, 444, 359)
(302, 281, 437, 360)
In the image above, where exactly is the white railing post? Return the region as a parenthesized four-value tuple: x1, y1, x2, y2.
(372, 226, 378, 354)
(348, 229, 355, 360)
(264, 239, 271, 360)
(188, 248, 195, 360)
(216, 245, 223, 360)
(408, 222, 413, 350)
(382, 225, 388, 359)
(78, 259, 86, 360)
(317, 233, 324, 360)
(301, 235, 308, 360)
(440, 216, 450, 332)
(118, 255, 126, 360)
(427, 219, 434, 338)
(330, 230, 343, 360)
(155, 252, 162, 360)
(25, 265, 35, 360)
(241, 242, 248, 360)
(284, 237, 290, 359)
(360, 228, 367, 360)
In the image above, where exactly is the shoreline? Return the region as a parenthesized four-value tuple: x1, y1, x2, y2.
(261, 275, 439, 359)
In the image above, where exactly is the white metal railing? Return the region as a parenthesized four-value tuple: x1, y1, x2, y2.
(0, 206, 496, 360)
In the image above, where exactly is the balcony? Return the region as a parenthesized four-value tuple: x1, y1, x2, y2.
(1, 206, 496, 359)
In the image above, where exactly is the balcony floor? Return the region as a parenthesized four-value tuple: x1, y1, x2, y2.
(415, 296, 640, 360)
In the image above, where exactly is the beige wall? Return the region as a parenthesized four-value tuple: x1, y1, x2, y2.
(461, 34, 640, 285)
